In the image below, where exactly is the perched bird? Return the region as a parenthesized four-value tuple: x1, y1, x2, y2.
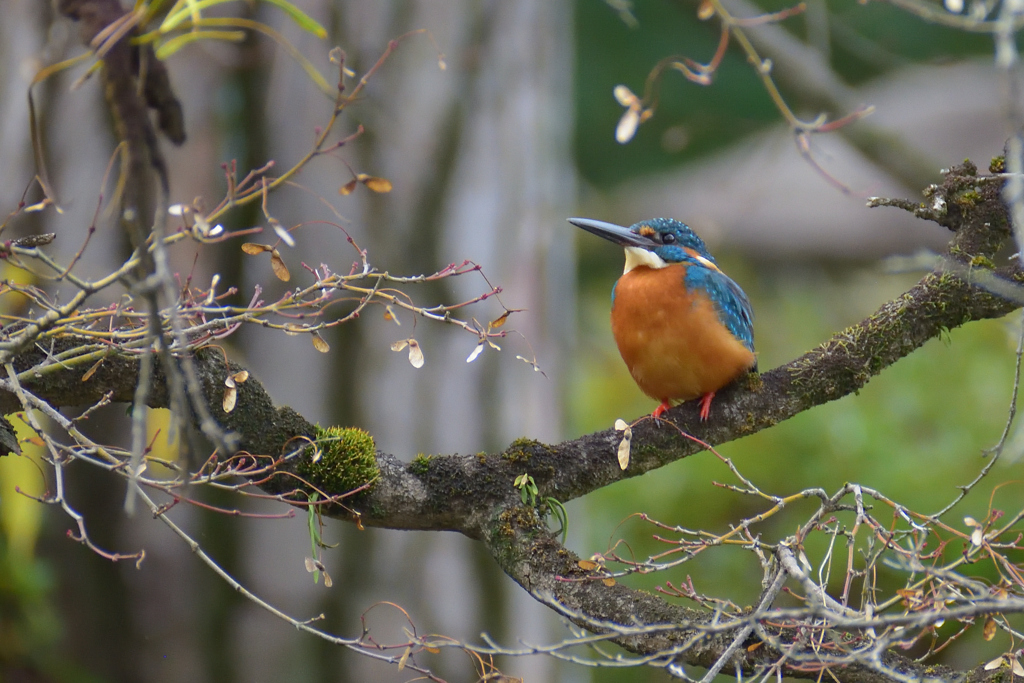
(569, 217, 756, 420)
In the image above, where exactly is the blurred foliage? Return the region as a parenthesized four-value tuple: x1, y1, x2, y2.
(0, 538, 63, 681)
(570, 255, 1022, 676)
(0, 445, 64, 682)
(0, 261, 64, 682)
(574, 0, 993, 187)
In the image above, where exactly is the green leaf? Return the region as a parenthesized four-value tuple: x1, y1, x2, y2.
(545, 497, 569, 544)
(306, 493, 319, 557)
(200, 17, 334, 96)
(261, 0, 327, 38)
(159, 0, 326, 38)
(155, 29, 246, 60)
(305, 493, 323, 584)
(160, 0, 230, 32)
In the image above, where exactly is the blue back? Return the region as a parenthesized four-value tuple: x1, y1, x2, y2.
(683, 266, 755, 352)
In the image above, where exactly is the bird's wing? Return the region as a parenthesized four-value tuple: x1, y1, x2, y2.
(684, 266, 755, 352)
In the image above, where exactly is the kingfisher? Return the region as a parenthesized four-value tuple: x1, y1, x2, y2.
(569, 217, 756, 421)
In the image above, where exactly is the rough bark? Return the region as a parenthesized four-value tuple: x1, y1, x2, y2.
(2, 159, 1020, 681)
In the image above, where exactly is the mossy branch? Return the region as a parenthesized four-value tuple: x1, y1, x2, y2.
(2, 159, 1019, 683)
(3, 162, 1017, 528)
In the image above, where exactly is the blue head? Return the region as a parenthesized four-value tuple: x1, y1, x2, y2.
(568, 217, 717, 270)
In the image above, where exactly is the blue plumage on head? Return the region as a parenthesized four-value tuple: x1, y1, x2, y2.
(628, 218, 716, 265)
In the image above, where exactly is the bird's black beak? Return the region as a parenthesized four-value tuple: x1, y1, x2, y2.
(568, 217, 658, 249)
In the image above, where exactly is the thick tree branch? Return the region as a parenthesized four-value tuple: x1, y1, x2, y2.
(2, 160, 1018, 682)
(483, 504, 1019, 683)
(5, 162, 1015, 527)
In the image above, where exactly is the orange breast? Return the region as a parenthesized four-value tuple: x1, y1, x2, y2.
(611, 264, 755, 402)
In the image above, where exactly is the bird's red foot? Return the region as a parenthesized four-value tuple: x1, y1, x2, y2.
(652, 401, 672, 420)
(698, 392, 716, 421)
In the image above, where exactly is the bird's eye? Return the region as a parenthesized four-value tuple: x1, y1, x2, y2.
(662, 233, 676, 244)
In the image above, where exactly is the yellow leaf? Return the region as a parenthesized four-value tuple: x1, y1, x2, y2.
(397, 647, 410, 671)
(312, 334, 330, 353)
(223, 386, 237, 413)
(81, 358, 103, 382)
(983, 618, 997, 641)
(896, 588, 923, 608)
(241, 242, 270, 255)
(489, 311, 511, 329)
(615, 418, 632, 470)
(617, 435, 631, 470)
(357, 174, 393, 193)
(613, 84, 638, 107)
(232, 371, 249, 383)
(578, 560, 598, 571)
(270, 249, 291, 281)
(424, 646, 440, 654)
(338, 179, 358, 195)
(602, 578, 616, 587)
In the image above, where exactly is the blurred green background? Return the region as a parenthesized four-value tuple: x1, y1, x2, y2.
(575, 0, 993, 187)
(570, 1, 1019, 679)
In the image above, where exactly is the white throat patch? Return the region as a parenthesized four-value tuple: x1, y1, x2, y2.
(623, 246, 668, 273)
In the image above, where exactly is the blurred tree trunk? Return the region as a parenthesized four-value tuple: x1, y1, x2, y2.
(256, 2, 577, 680)
(0, 1, 576, 681)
